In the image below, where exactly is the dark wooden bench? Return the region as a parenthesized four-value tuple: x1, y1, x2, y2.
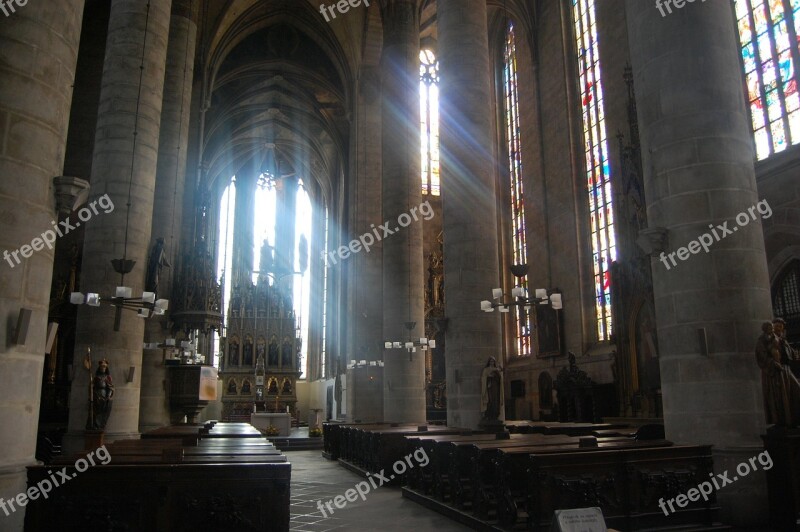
(526, 444, 717, 531)
(25, 424, 291, 531)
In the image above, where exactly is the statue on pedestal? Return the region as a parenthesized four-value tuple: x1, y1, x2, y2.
(89, 357, 114, 430)
(480, 357, 504, 422)
(756, 321, 800, 427)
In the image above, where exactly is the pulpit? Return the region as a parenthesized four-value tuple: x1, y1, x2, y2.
(167, 365, 217, 424)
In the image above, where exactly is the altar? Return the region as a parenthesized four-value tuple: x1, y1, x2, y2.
(251, 412, 292, 436)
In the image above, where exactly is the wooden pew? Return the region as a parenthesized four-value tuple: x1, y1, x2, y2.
(526, 445, 717, 531)
(484, 439, 672, 525)
(26, 424, 291, 531)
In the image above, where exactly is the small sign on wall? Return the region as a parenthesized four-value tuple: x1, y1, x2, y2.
(551, 507, 608, 532)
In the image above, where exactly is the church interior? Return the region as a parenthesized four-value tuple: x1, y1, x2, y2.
(2, 0, 800, 530)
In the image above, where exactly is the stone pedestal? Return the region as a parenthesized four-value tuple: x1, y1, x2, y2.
(762, 428, 800, 530)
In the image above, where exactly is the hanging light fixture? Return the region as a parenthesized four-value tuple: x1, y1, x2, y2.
(480, 264, 561, 313)
(69, 2, 168, 331)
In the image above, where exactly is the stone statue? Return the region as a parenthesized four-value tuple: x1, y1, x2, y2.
(90, 358, 114, 430)
(281, 336, 292, 367)
(145, 237, 170, 296)
(268, 335, 279, 366)
(480, 357, 504, 422)
(755, 321, 800, 426)
(773, 318, 797, 364)
(243, 339, 254, 366)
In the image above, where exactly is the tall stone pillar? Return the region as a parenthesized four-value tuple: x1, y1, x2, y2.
(438, 0, 501, 429)
(141, 0, 199, 432)
(0, 3, 85, 529)
(381, 0, 425, 423)
(65, 0, 173, 451)
(626, 1, 770, 525)
(232, 173, 256, 286)
(275, 175, 298, 287)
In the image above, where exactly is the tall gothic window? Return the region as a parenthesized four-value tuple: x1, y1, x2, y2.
(254, 174, 277, 284)
(573, 0, 616, 341)
(294, 180, 312, 379)
(734, 0, 800, 159)
(215, 176, 236, 368)
(503, 22, 532, 356)
(420, 49, 440, 196)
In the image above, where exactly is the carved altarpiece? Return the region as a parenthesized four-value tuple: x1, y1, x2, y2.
(609, 66, 662, 418)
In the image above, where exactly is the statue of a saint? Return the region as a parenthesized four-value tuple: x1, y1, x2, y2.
(756, 321, 800, 426)
(268, 335, 279, 366)
(773, 318, 797, 364)
(145, 237, 170, 296)
(281, 337, 292, 367)
(480, 357, 504, 422)
(91, 358, 114, 430)
(243, 339, 254, 366)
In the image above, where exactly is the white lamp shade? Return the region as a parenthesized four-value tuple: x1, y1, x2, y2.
(137, 308, 150, 318)
(141, 292, 156, 304)
(153, 307, 165, 316)
(511, 287, 525, 298)
(429, 339, 436, 348)
(69, 292, 85, 305)
(86, 293, 101, 306)
(550, 293, 562, 308)
(115, 286, 132, 298)
(405, 342, 413, 349)
(155, 299, 169, 310)
(492, 288, 503, 299)
(499, 306, 510, 313)
(420, 337, 427, 345)
(535, 288, 548, 299)
(166, 338, 176, 346)
(480, 300, 492, 311)
(384, 341, 392, 349)
(393, 342, 402, 348)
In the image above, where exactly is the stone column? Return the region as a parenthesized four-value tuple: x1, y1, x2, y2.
(232, 173, 256, 286)
(438, 0, 502, 429)
(381, 0, 425, 424)
(0, 3, 85, 529)
(275, 175, 298, 288)
(65, 0, 172, 451)
(626, 1, 770, 525)
(140, 0, 199, 432)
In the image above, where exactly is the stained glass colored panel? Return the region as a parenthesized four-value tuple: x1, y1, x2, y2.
(573, 0, 616, 341)
(735, 0, 800, 159)
(503, 22, 531, 356)
(420, 50, 440, 196)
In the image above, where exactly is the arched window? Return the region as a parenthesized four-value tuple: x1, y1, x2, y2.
(503, 22, 532, 356)
(420, 49, 440, 196)
(734, 0, 800, 159)
(294, 179, 312, 379)
(321, 206, 329, 379)
(214, 176, 236, 368)
(773, 260, 800, 343)
(573, 0, 616, 341)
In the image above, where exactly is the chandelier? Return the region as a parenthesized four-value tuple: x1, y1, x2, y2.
(480, 264, 562, 313)
(384, 321, 436, 361)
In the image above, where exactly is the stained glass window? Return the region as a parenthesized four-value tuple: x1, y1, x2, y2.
(420, 49, 440, 196)
(734, 0, 800, 159)
(573, 0, 616, 341)
(503, 22, 532, 356)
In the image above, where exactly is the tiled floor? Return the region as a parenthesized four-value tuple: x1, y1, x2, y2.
(288, 450, 471, 531)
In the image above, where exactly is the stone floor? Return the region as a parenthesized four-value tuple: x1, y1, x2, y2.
(288, 450, 471, 531)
